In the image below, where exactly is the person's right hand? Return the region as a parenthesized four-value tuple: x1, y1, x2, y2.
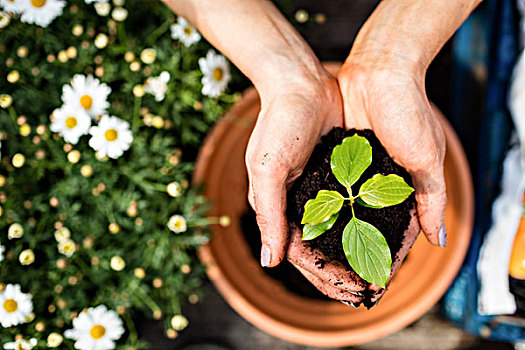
(287, 207, 421, 306)
(245, 64, 343, 268)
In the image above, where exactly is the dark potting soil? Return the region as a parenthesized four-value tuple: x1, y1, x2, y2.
(287, 128, 416, 288)
(241, 210, 330, 300)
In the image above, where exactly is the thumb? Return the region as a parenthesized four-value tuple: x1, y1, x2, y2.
(248, 174, 289, 267)
(412, 165, 447, 247)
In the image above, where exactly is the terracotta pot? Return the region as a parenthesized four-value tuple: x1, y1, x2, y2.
(193, 63, 473, 347)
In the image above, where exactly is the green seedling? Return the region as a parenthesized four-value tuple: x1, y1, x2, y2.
(301, 135, 414, 288)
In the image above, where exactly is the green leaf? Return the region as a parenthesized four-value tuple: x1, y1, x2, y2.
(302, 213, 339, 240)
(331, 135, 372, 190)
(358, 174, 414, 208)
(355, 198, 383, 209)
(342, 217, 392, 288)
(301, 190, 344, 225)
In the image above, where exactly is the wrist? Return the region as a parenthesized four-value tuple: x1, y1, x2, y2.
(345, 25, 430, 80)
(248, 46, 331, 100)
(344, 1, 439, 78)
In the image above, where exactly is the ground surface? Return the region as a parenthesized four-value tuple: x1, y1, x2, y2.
(140, 282, 513, 350)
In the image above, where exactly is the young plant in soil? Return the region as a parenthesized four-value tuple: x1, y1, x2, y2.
(301, 135, 414, 288)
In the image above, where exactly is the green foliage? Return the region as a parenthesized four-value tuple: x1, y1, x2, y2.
(358, 174, 414, 208)
(330, 135, 371, 191)
(301, 190, 344, 225)
(0, 0, 241, 348)
(301, 135, 414, 288)
(342, 217, 392, 288)
(302, 213, 338, 241)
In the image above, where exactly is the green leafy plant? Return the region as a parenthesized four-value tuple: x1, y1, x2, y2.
(0, 0, 240, 348)
(301, 135, 414, 288)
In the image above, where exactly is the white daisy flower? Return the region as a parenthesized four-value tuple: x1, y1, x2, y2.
(88, 115, 132, 159)
(19, 0, 66, 28)
(170, 17, 200, 47)
(62, 75, 111, 119)
(167, 215, 187, 234)
(50, 105, 91, 144)
(110, 256, 125, 271)
(170, 314, 189, 331)
(47, 333, 63, 348)
(140, 48, 156, 64)
(0, 284, 33, 328)
(198, 50, 231, 98)
(8, 223, 23, 239)
(64, 305, 125, 350)
(54, 227, 71, 242)
(0, 11, 10, 28)
(111, 6, 126, 21)
(58, 239, 76, 257)
(94, 33, 109, 49)
(93, 2, 110, 16)
(0, 0, 23, 14)
(3, 338, 37, 350)
(144, 71, 170, 102)
(19, 249, 35, 265)
(166, 181, 181, 197)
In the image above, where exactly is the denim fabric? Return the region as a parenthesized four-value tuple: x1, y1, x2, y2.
(443, 0, 524, 342)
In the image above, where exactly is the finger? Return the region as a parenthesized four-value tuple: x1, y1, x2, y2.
(368, 207, 420, 303)
(287, 224, 367, 293)
(293, 265, 364, 305)
(404, 105, 446, 247)
(412, 166, 447, 247)
(247, 172, 289, 268)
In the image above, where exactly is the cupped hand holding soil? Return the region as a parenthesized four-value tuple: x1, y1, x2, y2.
(245, 67, 343, 268)
(287, 208, 420, 307)
(286, 128, 421, 307)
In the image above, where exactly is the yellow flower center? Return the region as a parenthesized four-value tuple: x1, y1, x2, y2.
(3, 299, 18, 313)
(31, 0, 46, 8)
(90, 324, 106, 340)
(175, 221, 183, 228)
(213, 67, 223, 82)
(79, 95, 93, 110)
(184, 27, 192, 35)
(65, 117, 77, 129)
(104, 129, 118, 142)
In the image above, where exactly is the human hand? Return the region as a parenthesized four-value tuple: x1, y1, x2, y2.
(324, 55, 447, 304)
(287, 207, 420, 306)
(246, 65, 343, 267)
(338, 58, 447, 248)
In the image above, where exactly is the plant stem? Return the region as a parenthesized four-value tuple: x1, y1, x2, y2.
(7, 107, 18, 128)
(346, 185, 353, 198)
(145, 20, 170, 45)
(122, 311, 139, 347)
(134, 285, 161, 314)
(132, 96, 141, 134)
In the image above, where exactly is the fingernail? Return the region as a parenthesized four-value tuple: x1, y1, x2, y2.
(261, 244, 271, 267)
(340, 301, 356, 308)
(349, 291, 364, 297)
(439, 224, 447, 247)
